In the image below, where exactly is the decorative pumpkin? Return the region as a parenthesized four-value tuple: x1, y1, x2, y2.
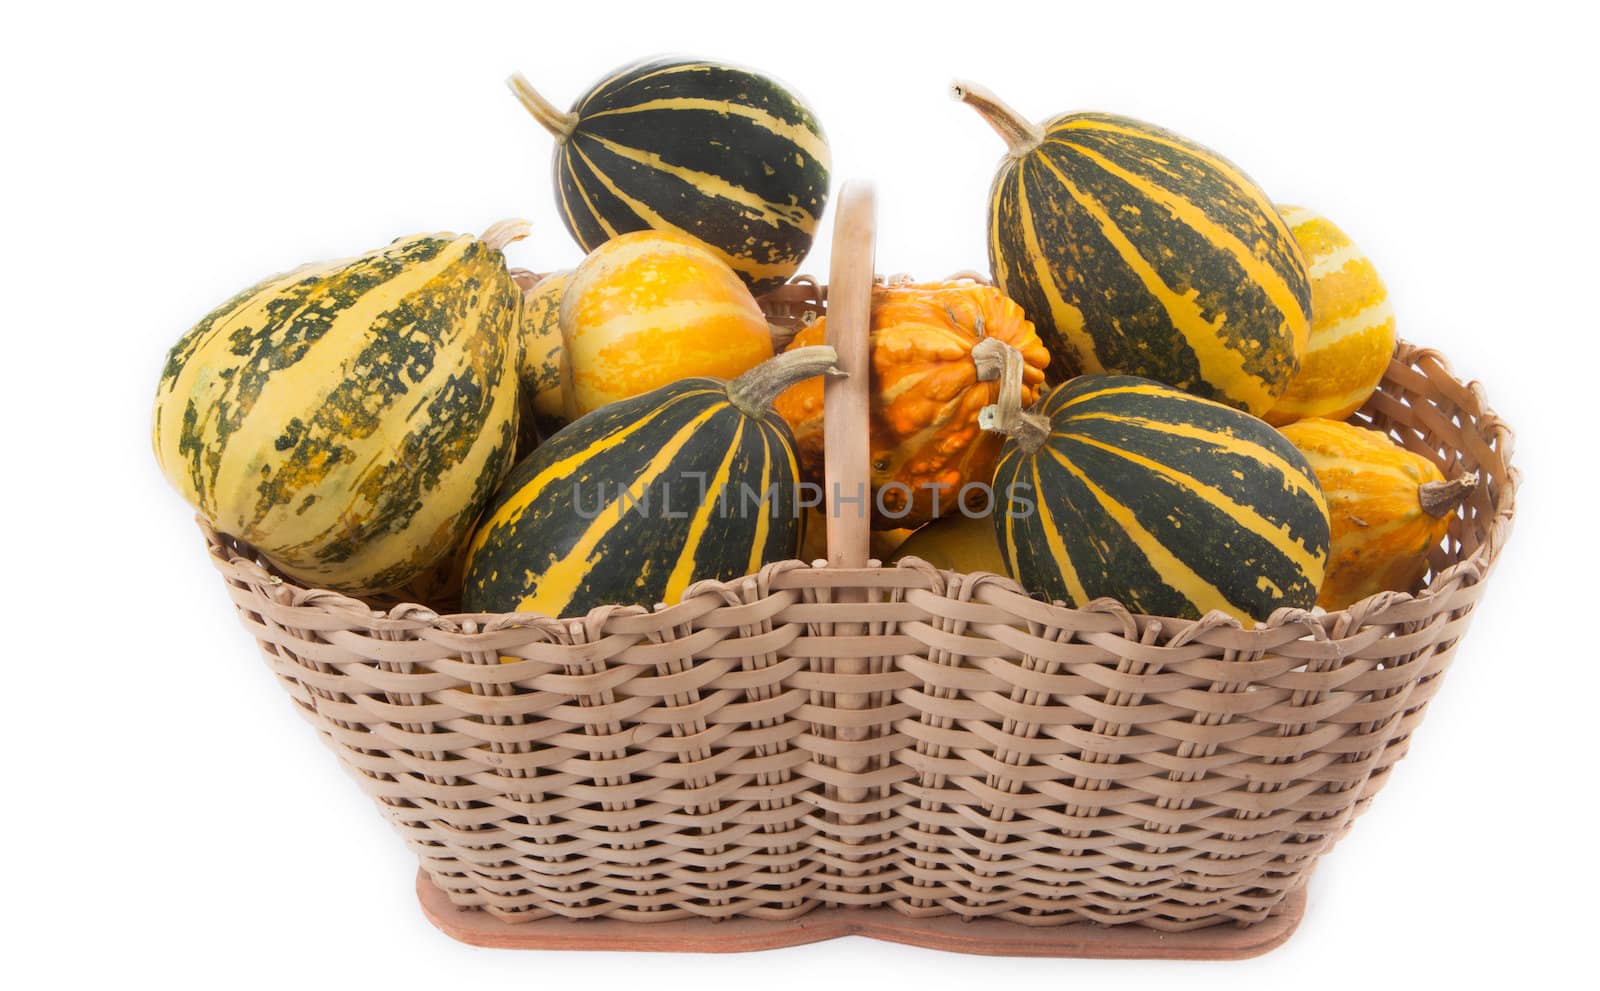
(888, 511, 1007, 575)
(515, 269, 571, 457)
(508, 57, 830, 293)
(1263, 206, 1397, 425)
(954, 80, 1311, 416)
(153, 221, 526, 594)
(773, 280, 1049, 527)
(560, 229, 775, 418)
(463, 346, 839, 617)
(1278, 418, 1477, 609)
(988, 375, 1331, 623)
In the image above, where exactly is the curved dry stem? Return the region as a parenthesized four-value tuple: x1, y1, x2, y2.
(480, 219, 532, 253)
(1420, 472, 1479, 518)
(507, 73, 579, 141)
(727, 345, 841, 417)
(952, 79, 1045, 158)
(974, 337, 1050, 453)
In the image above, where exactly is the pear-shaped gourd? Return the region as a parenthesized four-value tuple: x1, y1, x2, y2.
(955, 80, 1311, 416)
(153, 222, 527, 594)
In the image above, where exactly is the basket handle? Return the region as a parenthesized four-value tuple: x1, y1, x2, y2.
(822, 180, 876, 568)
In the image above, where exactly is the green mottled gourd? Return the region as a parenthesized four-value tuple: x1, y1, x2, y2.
(152, 221, 528, 595)
(955, 80, 1311, 416)
(509, 57, 831, 293)
(463, 345, 840, 618)
(988, 375, 1331, 623)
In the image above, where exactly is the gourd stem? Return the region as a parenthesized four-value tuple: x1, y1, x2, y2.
(727, 345, 841, 417)
(975, 338, 1051, 454)
(951, 79, 1045, 158)
(1419, 472, 1479, 518)
(480, 219, 532, 252)
(507, 74, 579, 141)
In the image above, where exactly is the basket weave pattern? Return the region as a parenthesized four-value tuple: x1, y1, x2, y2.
(206, 273, 1515, 932)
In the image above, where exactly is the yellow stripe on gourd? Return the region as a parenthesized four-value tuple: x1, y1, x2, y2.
(561, 155, 618, 240)
(467, 390, 721, 562)
(581, 134, 815, 229)
(1058, 118, 1289, 241)
(213, 238, 481, 540)
(664, 417, 744, 603)
(583, 97, 830, 166)
(1044, 447, 1239, 617)
(170, 238, 478, 532)
(1030, 456, 1090, 606)
(567, 145, 799, 284)
(744, 426, 777, 576)
(514, 404, 723, 616)
(1049, 139, 1310, 366)
(1015, 164, 1100, 372)
(1057, 408, 1325, 509)
(1033, 154, 1277, 411)
(1056, 430, 1325, 578)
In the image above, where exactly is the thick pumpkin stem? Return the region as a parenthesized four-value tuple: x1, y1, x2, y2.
(507, 74, 579, 141)
(1419, 472, 1479, 517)
(975, 338, 1051, 454)
(480, 219, 532, 252)
(952, 80, 1045, 158)
(727, 345, 841, 417)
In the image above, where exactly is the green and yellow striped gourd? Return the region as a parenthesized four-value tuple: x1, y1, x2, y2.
(955, 81, 1311, 416)
(152, 222, 527, 594)
(463, 346, 839, 618)
(515, 269, 571, 457)
(508, 57, 830, 294)
(989, 375, 1330, 623)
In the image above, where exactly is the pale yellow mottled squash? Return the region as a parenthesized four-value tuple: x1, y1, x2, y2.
(515, 269, 570, 456)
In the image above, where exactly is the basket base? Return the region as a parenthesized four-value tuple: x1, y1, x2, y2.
(415, 871, 1306, 959)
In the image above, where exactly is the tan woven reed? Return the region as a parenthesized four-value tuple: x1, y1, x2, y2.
(202, 185, 1517, 933)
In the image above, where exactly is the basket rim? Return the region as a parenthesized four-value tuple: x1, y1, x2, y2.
(201, 332, 1518, 646)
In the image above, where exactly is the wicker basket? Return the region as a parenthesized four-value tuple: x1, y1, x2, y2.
(202, 183, 1517, 954)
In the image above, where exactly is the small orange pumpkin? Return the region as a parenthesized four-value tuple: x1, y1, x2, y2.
(774, 280, 1049, 527)
(560, 230, 774, 418)
(1279, 417, 1477, 609)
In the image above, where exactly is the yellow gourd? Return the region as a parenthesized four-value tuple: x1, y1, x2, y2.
(1264, 207, 1397, 425)
(1278, 418, 1477, 609)
(888, 512, 1007, 575)
(516, 270, 570, 455)
(560, 230, 774, 418)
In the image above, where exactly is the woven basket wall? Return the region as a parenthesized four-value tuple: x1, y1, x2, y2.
(202, 193, 1517, 934)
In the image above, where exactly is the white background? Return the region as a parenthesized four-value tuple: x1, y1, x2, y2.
(3, 1, 1594, 986)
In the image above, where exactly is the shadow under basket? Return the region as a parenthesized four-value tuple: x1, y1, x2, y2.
(201, 184, 1517, 958)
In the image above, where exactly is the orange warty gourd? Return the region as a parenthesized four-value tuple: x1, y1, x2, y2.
(1264, 207, 1397, 425)
(560, 230, 774, 418)
(1278, 418, 1478, 610)
(774, 280, 1049, 527)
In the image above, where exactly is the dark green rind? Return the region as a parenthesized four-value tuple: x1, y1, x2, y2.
(993, 375, 1329, 622)
(986, 112, 1309, 410)
(462, 380, 803, 617)
(551, 56, 830, 294)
